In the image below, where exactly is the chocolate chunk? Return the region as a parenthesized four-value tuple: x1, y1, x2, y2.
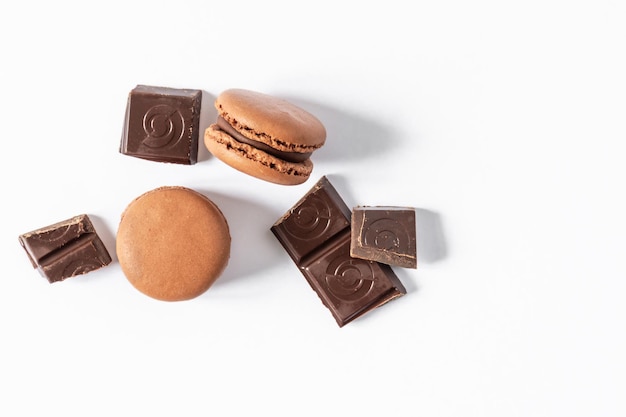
(120, 85, 202, 165)
(350, 206, 417, 269)
(19, 214, 112, 283)
(271, 176, 406, 327)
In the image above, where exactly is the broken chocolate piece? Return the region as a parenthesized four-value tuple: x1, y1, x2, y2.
(19, 214, 112, 283)
(120, 85, 202, 164)
(271, 176, 406, 327)
(350, 206, 417, 269)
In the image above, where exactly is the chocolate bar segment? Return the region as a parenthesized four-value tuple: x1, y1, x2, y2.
(120, 85, 202, 165)
(271, 176, 406, 327)
(19, 214, 112, 283)
(350, 206, 417, 269)
(302, 230, 406, 326)
(272, 176, 350, 265)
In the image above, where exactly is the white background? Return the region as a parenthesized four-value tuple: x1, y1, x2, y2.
(1, 1, 625, 416)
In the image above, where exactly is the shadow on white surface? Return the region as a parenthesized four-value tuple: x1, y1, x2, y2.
(322, 173, 358, 208)
(284, 97, 400, 163)
(395, 266, 419, 294)
(415, 208, 447, 264)
(196, 189, 282, 287)
(198, 90, 218, 163)
(89, 214, 118, 264)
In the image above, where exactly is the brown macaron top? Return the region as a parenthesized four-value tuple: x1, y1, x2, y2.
(216, 89, 326, 153)
(204, 89, 326, 186)
(116, 186, 230, 301)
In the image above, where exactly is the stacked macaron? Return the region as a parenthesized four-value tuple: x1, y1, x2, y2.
(204, 89, 327, 185)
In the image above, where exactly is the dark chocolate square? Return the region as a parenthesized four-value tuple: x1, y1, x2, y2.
(302, 231, 406, 327)
(19, 214, 112, 283)
(350, 206, 417, 269)
(271, 176, 406, 327)
(120, 85, 202, 165)
(271, 176, 350, 265)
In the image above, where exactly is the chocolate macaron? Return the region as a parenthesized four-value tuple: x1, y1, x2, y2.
(116, 186, 230, 301)
(204, 89, 326, 185)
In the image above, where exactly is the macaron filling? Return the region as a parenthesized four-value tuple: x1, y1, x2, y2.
(216, 116, 312, 163)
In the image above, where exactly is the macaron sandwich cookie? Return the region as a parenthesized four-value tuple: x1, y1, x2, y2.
(204, 89, 326, 185)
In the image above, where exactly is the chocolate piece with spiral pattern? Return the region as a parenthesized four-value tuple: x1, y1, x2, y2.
(271, 176, 406, 327)
(18, 214, 112, 283)
(120, 85, 202, 165)
(350, 206, 417, 269)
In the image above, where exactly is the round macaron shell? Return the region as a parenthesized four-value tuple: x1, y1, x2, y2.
(116, 186, 230, 301)
(215, 89, 326, 152)
(205, 125, 313, 185)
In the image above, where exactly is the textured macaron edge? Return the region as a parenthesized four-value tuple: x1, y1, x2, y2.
(205, 125, 313, 185)
(214, 89, 326, 153)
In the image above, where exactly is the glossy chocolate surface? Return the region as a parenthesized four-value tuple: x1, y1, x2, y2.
(19, 214, 112, 283)
(271, 176, 406, 327)
(120, 85, 202, 164)
(351, 206, 417, 269)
